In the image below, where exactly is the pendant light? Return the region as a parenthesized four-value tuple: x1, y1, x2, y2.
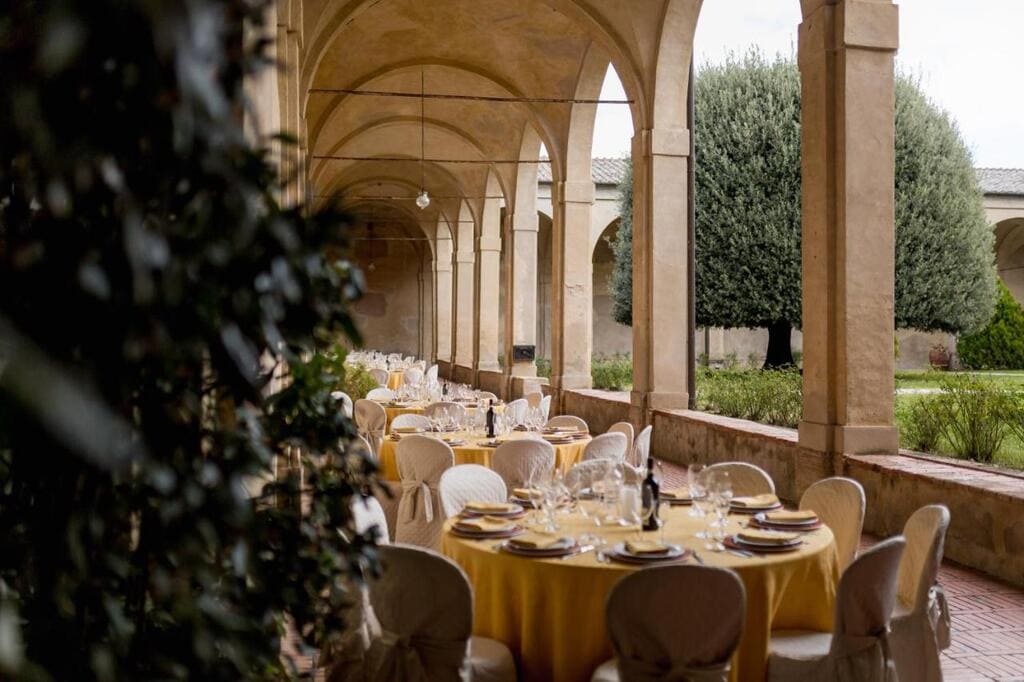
(415, 68, 431, 210)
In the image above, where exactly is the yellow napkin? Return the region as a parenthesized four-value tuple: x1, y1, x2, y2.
(732, 493, 780, 508)
(509, 533, 564, 550)
(661, 488, 691, 501)
(463, 501, 517, 514)
(393, 426, 423, 434)
(455, 516, 517, 532)
(513, 487, 542, 500)
(765, 509, 818, 523)
(625, 539, 670, 555)
(737, 529, 799, 545)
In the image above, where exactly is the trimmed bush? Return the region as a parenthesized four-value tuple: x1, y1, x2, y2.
(535, 358, 551, 379)
(697, 369, 802, 428)
(931, 375, 1013, 463)
(957, 281, 1024, 370)
(591, 354, 633, 390)
(897, 395, 947, 452)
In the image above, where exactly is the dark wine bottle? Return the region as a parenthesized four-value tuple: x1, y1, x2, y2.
(642, 456, 660, 531)
(486, 400, 496, 438)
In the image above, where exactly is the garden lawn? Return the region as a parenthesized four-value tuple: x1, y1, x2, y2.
(896, 370, 1024, 391)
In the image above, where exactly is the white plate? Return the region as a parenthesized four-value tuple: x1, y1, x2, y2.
(731, 534, 802, 548)
(612, 542, 686, 561)
(753, 512, 819, 527)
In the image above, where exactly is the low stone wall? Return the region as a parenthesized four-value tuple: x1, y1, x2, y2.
(476, 370, 505, 398)
(561, 389, 632, 434)
(452, 364, 475, 386)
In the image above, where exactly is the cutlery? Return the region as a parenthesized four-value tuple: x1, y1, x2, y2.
(727, 549, 755, 558)
(691, 551, 706, 565)
(561, 545, 595, 560)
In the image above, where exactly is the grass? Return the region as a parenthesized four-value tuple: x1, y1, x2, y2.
(896, 370, 1024, 390)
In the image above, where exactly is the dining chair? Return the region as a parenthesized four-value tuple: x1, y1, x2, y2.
(332, 390, 354, 419)
(438, 465, 508, 518)
(767, 536, 906, 682)
(545, 414, 589, 433)
(390, 413, 431, 431)
(351, 494, 390, 544)
(426, 364, 439, 382)
(799, 477, 866, 569)
(890, 505, 951, 682)
(633, 425, 652, 468)
(525, 391, 543, 409)
(369, 367, 390, 387)
(522, 379, 542, 397)
(505, 398, 528, 425)
(402, 367, 424, 386)
(395, 436, 454, 549)
(606, 422, 634, 464)
(476, 390, 499, 402)
(567, 460, 642, 490)
(540, 395, 552, 420)
(591, 565, 746, 682)
(582, 432, 627, 462)
(356, 544, 516, 682)
(355, 399, 387, 460)
(491, 438, 555, 490)
(706, 461, 775, 496)
(366, 387, 395, 402)
(424, 401, 466, 420)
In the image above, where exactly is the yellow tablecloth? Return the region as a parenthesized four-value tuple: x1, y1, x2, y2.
(377, 401, 506, 433)
(378, 430, 590, 481)
(442, 508, 839, 682)
(386, 370, 404, 390)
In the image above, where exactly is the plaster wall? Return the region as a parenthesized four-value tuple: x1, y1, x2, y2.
(350, 239, 426, 358)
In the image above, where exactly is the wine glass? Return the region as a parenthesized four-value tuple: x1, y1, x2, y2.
(658, 500, 670, 544)
(687, 463, 707, 518)
(704, 471, 733, 551)
(619, 483, 643, 537)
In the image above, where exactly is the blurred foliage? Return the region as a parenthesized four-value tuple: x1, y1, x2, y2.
(957, 281, 1024, 369)
(696, 369, 803, 428)
(0, 1, 378, 680)
(535, 358, 551, 379)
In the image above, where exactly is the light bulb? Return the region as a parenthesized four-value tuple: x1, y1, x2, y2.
(415, 189, 431, 209)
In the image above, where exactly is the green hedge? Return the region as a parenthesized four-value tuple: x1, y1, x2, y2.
(957, 281, 1024, 369)
(591, 354, 633, 391)
(697, 368, 803, 428)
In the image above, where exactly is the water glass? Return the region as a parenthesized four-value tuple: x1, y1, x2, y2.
(687, 463, 707, 518)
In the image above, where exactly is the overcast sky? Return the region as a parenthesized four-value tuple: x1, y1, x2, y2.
(593, 0, 1024, 169)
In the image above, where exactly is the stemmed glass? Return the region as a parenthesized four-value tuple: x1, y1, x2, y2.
(704, 471, 733, 551)
(687, 463, 707, 518)
(619, 483, 643, 538)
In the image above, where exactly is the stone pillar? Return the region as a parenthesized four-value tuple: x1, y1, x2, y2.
(453, 249, 476, 370)
(475, 201, 502, 373)
(630, 128, 691, 424)
(550, 181, 594, 394)
(797, 0, 900, 455)
(433, 236, 454, 362)
(502, 211, 539, 387)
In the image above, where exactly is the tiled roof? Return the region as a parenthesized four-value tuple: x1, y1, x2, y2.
(977, 168, 1024, 196)
(537, 157, 628, 185)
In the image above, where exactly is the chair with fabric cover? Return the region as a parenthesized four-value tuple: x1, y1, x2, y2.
(767, 536, 906, 682)
(423, 401, 466, 421)
(354, 544, 516, 682)
(540, 395, 552, 420)
(438, 465, 508, 518)
(355, 399, 388, 460)
(889, 505, 951, 682)
(567, 460, 642, 491)
(582, 432, 627, 462)
(394, 436, 454, 549)
(522, 379, 542, 397)
(476, 391, 499, 402)
(491, 438, 556, 490)
(369, 367, 390, 387)
(591, 564, 745, 682)
(352, 495, 390, 544)
(633, 425, 652, 468)
(391, 413, 432, 431)
(525, 391, 543, 409)
(706, 461, 775, 496)
(545, 414, 589, 433)
(403, 367, 424, 386)
(366, 387, 396, 402)
(800, 477, 866, 569)
(332, 390, 354, 419)
(505, 398, 528, 425)
(426, 364, 439, 382)
(607, 422, 635, 465)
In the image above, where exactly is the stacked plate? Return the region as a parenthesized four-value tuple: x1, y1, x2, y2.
(729, 494, 783, 514)
(450, 515, 523, 539)
(477, 438, 502, 448)
(724, 529, 803, 553)
(462, 501, 524, 517)
(610, 541, 688, 565)
(660, 489, 692, 505)
(440, 436, 466, 447)
(510, 487, 542, 508)
(499, 534, 581, 558)
(750, 509, 823, 532)
(392, 426, 425, 435)
(542, 433, 574, 445)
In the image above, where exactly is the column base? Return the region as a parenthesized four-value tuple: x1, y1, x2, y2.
(630, 390, 689, 427)
(799, 421, 899, 455)
(551, 373, 593, 391)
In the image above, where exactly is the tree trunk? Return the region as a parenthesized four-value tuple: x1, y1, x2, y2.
(763, 321, 795, 369)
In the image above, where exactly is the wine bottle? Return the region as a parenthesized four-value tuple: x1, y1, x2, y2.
(642, 456, 660, 531)
(486, 400, 496, 438)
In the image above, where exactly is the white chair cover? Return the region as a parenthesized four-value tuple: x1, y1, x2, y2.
(800, 477, 865, 568)
(355, 399, 388, 460)
(545, 415, 589, 432)
(424, 401, 466, 420)
(352, 495, 390, 544)
(476, 391, 498, 402)
(439, 465, 508, 518)
(525, 392, 543, 409)
(582, 432, 627, 462)
(540, 395, 552, 420)
(369, 367, 390, 387)
(522, 379, 542, 397)
(505, 398, 528, 425)
(367, 387, 396, 401)
(491, 438, 555, 490)
(568, 460, 643, 492)
(403, 367, 424, 386)
(591, 565, 745, 682)
(633, 425, 652, 468)
(706, 461, 775, 496)
(426, 364, 439, 382)
(391, 413, 432, 431)
(332, 390, 354, 418)
(890, 505, 951, 682)
(768, 536, 906, 682)
(395, 436, 454, 549)
(607, 422, 635, 465)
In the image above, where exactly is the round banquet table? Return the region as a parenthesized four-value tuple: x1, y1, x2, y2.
(441, 507, 839, 682)
(377, 430, 590, 481)
(386, 370, 404, 390)
(377, 401, 506, 433)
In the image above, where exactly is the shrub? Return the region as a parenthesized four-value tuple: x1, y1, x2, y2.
(535, 358, 551, 378)
(897, 395, 947, 452)
(957, 281, 1024, 369)
(1007, 393, 1024, 446)
(591, 354, 633, 390)
(698, 369, 802, 428)
(931, 375, 1013, 462)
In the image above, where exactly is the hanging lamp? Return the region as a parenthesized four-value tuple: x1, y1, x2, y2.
(415, 68, 430, 209)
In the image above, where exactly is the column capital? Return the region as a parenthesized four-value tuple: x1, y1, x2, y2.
(555, 180, 594, 205)
(634, 127, 690, 159)
(432, 260, 452, 273)
(455, 252, 475, 265)
(477, 235, 501, 252)
(800, 0, 898, 62)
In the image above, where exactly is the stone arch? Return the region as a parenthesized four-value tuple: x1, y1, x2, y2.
(591, 218, 630, 358)
(996, 217, 1024, 303)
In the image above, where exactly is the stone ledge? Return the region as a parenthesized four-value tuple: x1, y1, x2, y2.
(847, 453, 1024, 505)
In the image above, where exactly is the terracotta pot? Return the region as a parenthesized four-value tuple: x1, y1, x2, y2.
(929, 347, 951, 370)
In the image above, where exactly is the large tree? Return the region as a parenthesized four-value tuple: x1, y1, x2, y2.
(609, 51, 998, 367)
(0, 1, 376, 679)
(609, 161, 633, 325)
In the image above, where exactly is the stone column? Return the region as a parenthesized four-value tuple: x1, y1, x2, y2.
(502, 211, 539, 385)
(550, 181, 594, 393)
(453, 248, 477, 371)
(630, 128, 691, 424)
(475, 201, 502, 373)
(797, 0, 900, 455)
(433, 236, 454, 362)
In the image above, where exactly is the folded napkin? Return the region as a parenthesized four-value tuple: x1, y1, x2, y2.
(464, 501, 517, 514)
(737, 529, 799, 545)
(625, 539, 670, 555)
(393, 426, 423, 434)
(455, 516, 517, 532)
(765, 509, 818, 523)
(544, 426, 577, 434)
(661, 488, 691, 501)
(509, 533, 564, 550)
(512, 487, 542, 500)
(732, 493, 780, 508)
